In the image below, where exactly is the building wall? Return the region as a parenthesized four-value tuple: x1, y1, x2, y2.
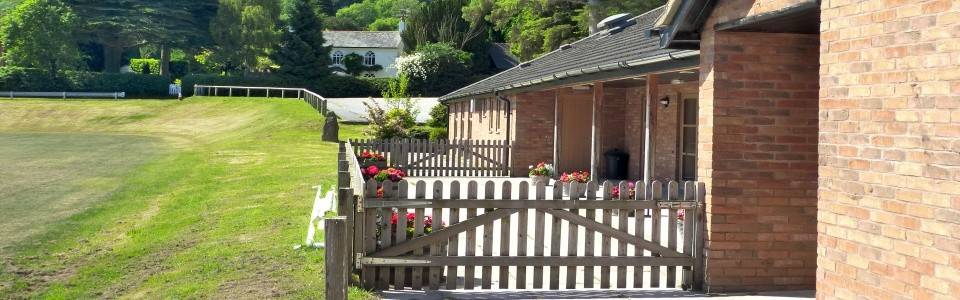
(698, 1, 821, 291)
(330, 47, 399, 77)
(818, 0, 960, 299)
(621, 83, 698, 181)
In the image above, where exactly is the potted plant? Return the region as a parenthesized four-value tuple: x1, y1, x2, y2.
(559, 171, 590, 197)
(611, 181, 637, 199)
(358, 150, 387, 169)
(528, 162, 554, 186)
(363, 165, 406, 197)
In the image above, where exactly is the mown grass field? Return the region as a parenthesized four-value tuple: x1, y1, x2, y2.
(0, 97, 372, 299)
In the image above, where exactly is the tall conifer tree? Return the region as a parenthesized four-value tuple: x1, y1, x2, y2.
(272, 0, 331, 82)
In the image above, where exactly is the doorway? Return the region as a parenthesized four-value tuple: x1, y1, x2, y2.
(556, 92, 592, 174)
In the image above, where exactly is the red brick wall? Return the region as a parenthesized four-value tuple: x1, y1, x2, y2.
(698, 26, 820, 291)
(511, 90, 557, 175)
(818, 0, 960, 298)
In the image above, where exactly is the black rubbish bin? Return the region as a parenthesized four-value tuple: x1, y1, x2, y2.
(603, 149, 629, 180)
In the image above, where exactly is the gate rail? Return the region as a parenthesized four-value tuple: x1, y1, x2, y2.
(326, 141, 706, 298)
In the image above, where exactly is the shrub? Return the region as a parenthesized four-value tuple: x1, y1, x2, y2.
(396, 42, 473, 96)
(0, 67, 169, 97)
(428, 127, 447, 140)
(408, 126, 431, 139)
(426, 103, 448, 128)
(129, 58, 159, 75)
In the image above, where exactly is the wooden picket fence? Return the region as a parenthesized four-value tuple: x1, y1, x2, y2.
(325, 141, 706, 298)
(349, 139, 511, 177)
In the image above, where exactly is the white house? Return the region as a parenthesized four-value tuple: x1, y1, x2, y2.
(324, 31, 402, 78)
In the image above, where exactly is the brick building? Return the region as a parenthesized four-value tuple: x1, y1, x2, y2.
(441, 0, 959, 297)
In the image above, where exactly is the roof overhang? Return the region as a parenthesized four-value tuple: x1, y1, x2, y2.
(648, 0, 716, 50)
(714, 1, 820, 34)
(441, 50, 700, 103)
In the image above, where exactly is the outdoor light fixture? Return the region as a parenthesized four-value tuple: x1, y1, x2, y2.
(659, 96, 670, 108)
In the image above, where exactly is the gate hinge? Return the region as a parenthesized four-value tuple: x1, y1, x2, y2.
(355, 253, 364, 269)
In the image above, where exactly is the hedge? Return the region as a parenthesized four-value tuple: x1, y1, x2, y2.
(0, 67, 170, 97)
(182, 74, 395, 98)
(130, 59, 189, 78)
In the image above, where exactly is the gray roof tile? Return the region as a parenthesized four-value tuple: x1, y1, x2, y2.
(323, 31, 402, 48)
(441, 6, 695, 101)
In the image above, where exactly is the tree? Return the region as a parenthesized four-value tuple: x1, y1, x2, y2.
(209, 0, 281, 74)
(0, 0, 81, 75)
(334, 0, 420, 30)
(401, 0, 488, 54)
(67, 0, 159, 73)
(144, 0, 218, 76)
(272, 0, 331, 81)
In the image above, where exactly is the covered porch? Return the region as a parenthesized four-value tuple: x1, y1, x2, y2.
(447, 67, 700, 184)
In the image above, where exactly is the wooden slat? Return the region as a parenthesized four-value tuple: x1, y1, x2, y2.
(445, 181, 461, 290)
(582, 181, 597, 288)
(394, 181, 409, 289)
(693, 182, 706, 290)
(599, 181, 613, 288)
(429, 180, 444, 289)
(515, 181, 529, 289)
(667, 181, 680, 288)
(378, 181, 395, 290)
(498, 181, 513, 289)
(549, 182, 563, 290)
(464, 181, 478, 289)
(565, 182, 581, 289)
(360, 256, 695, 267)
(412, 182, 426, 290)
(617, 181, 629, 288)
(532, 181, 546, 289)
(481, 181, 495, 289)
(650, 181, 663, 288)
(634, 180, 647, 288)
(542, 209, 684, 256)
(682, 181, 696, 289)
(362, 180, 378, 289)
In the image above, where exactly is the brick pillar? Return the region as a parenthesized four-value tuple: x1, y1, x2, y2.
(698, 31, 820, 292)
(511, 90, 557, 175)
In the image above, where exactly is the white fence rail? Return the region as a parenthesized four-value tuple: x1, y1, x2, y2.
(1, 91, 126, 99)
(193, 84, 327, 114)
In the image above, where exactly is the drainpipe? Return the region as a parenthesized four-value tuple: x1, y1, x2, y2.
(497, 92, 513, 176)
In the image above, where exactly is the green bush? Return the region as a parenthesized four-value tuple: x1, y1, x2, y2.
(428, 127, 447, 140)
(408, 126, 431, 139)
(129, 58, 159, 75)
(170, 61, 189, 78)
(0, 67, 169, 97)
(182, 74, 391, 98)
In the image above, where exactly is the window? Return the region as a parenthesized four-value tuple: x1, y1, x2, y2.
(363, 51, 376, 66)
(332, 51, 343, 65)
(679, 97, 698, 181)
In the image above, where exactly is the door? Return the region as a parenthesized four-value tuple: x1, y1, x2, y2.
(557, 94, 593, 174)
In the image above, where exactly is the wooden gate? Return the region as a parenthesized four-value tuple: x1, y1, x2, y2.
(351, 178, 705, 291)
(349, 139, 511, 177)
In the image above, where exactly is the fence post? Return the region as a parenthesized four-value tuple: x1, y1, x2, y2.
(229, 88, 232, 96)
(325, 217, 348, 300)
(247, 88, 251, 97)
(266, 89, 270, 98)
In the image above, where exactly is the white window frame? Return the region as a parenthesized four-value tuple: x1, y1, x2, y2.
(363, 51, 376, 66)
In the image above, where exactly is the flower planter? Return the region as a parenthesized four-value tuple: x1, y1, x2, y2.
(362, 160, 388, 169)
(530, 175, 550, 186)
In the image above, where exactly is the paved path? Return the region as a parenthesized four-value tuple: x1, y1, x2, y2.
(326, 97, 439, 123)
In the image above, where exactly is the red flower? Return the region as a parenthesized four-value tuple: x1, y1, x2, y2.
(678, 209, 686, 221)
(365, 165, 380, 176)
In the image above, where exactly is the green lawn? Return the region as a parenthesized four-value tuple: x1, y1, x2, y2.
(0, 97, 372, 299)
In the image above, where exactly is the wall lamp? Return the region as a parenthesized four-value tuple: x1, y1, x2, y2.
(659, 96, 670, 108)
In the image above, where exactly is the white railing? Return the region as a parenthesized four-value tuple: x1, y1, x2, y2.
(193, 84, 327, 115)
(1, 91, 126, 99)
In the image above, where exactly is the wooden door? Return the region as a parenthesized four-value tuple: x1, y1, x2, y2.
(557, 95, 593, 174)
